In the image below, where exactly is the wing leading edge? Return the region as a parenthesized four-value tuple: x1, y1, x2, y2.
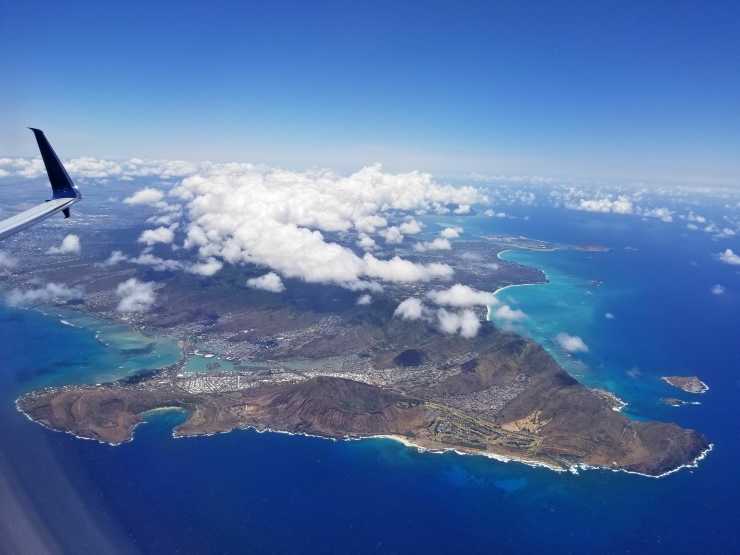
(0, 129, 82, 241)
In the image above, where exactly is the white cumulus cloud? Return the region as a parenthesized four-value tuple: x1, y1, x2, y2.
(363, 255, 453, 282)
(354, 215, 387, 234)
(187, 257, 223, 276)
(711, 284, 725, 295)
(427, 284, 498, 307)
(123, 187, 165, 205)
(642, 207, 673, 222)
(116, 279, 156, 312)
(490, 305, 528, 322)
(246, 272, 285, 293)
(29, 159, 486, 289)
(357, 294, 372, 305)
(96, 250, 221, 276)
(46, 234, 81, 255)
(393, 298, 427, 320)
(687, 213, 706, 223)
(356, 235, 377, 251)
(556, 332, 589, 353)
(130, 253, 184, 271)
(123, 187, 180, 213)
(413, 237, 452, 252)
(572, 196, 633, 214)
(436, 308, 480, 338)
(6, 283, 84, 305)
(719, 249, 740, 265)
(439, 226, 463, 239)
(399, 219, 424, 235)
(167, 163, 481, 289)
(138, 227, 175, 246)
(378, 226, 404, 244)
(96, 250, 128, 268)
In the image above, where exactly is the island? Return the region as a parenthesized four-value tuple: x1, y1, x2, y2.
(4, 227, 710, 477)
(477, 235, 611, 252)
(663, 376, 709, 394)
(18, 308, 709, 477)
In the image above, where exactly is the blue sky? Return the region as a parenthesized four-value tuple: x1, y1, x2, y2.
(1, 0, 738, 184)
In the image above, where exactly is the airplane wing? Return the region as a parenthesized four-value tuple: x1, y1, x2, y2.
(0, 128, 82, 241)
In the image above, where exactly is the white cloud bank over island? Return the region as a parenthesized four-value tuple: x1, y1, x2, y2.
(391, 284, 525, 338)
(393, 297, 480, 338)
(113, 163, 486, 290)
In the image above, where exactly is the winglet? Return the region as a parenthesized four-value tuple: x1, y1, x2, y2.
(28, 128, 82, 202)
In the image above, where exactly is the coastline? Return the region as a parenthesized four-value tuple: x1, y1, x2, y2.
(171, 424, 569, 474)
(368, 433, 713, 479)
(367, 434, 566, 473)
(81, 407, 704, 479)
(493, 249, 551, 296)
(140, 406, 187, 416)
(492, 281, 543, 298)
(171, 422, 708, 479)
(570, 443, 714, 479)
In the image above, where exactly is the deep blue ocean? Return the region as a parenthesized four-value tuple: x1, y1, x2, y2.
(2, 206, 739, 554)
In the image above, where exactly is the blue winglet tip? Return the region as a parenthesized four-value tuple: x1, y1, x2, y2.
(27, 128, 82, 202)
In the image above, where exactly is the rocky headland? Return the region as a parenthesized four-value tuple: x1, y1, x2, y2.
(18, 316, 710, 477)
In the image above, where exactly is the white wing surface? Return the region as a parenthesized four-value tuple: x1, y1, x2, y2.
(0, 198, 77, 241)
(0, 128, 82, 241)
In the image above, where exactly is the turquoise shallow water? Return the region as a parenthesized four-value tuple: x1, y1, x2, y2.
(1, 205, 739, 553)
(8, 306, 181, 388)
(493, 250, 600, 371)
(491, 249, 647, 414)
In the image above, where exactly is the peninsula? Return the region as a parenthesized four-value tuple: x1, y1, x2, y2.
(477, 235, 611, 252)
(18, 310, 709, 477)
